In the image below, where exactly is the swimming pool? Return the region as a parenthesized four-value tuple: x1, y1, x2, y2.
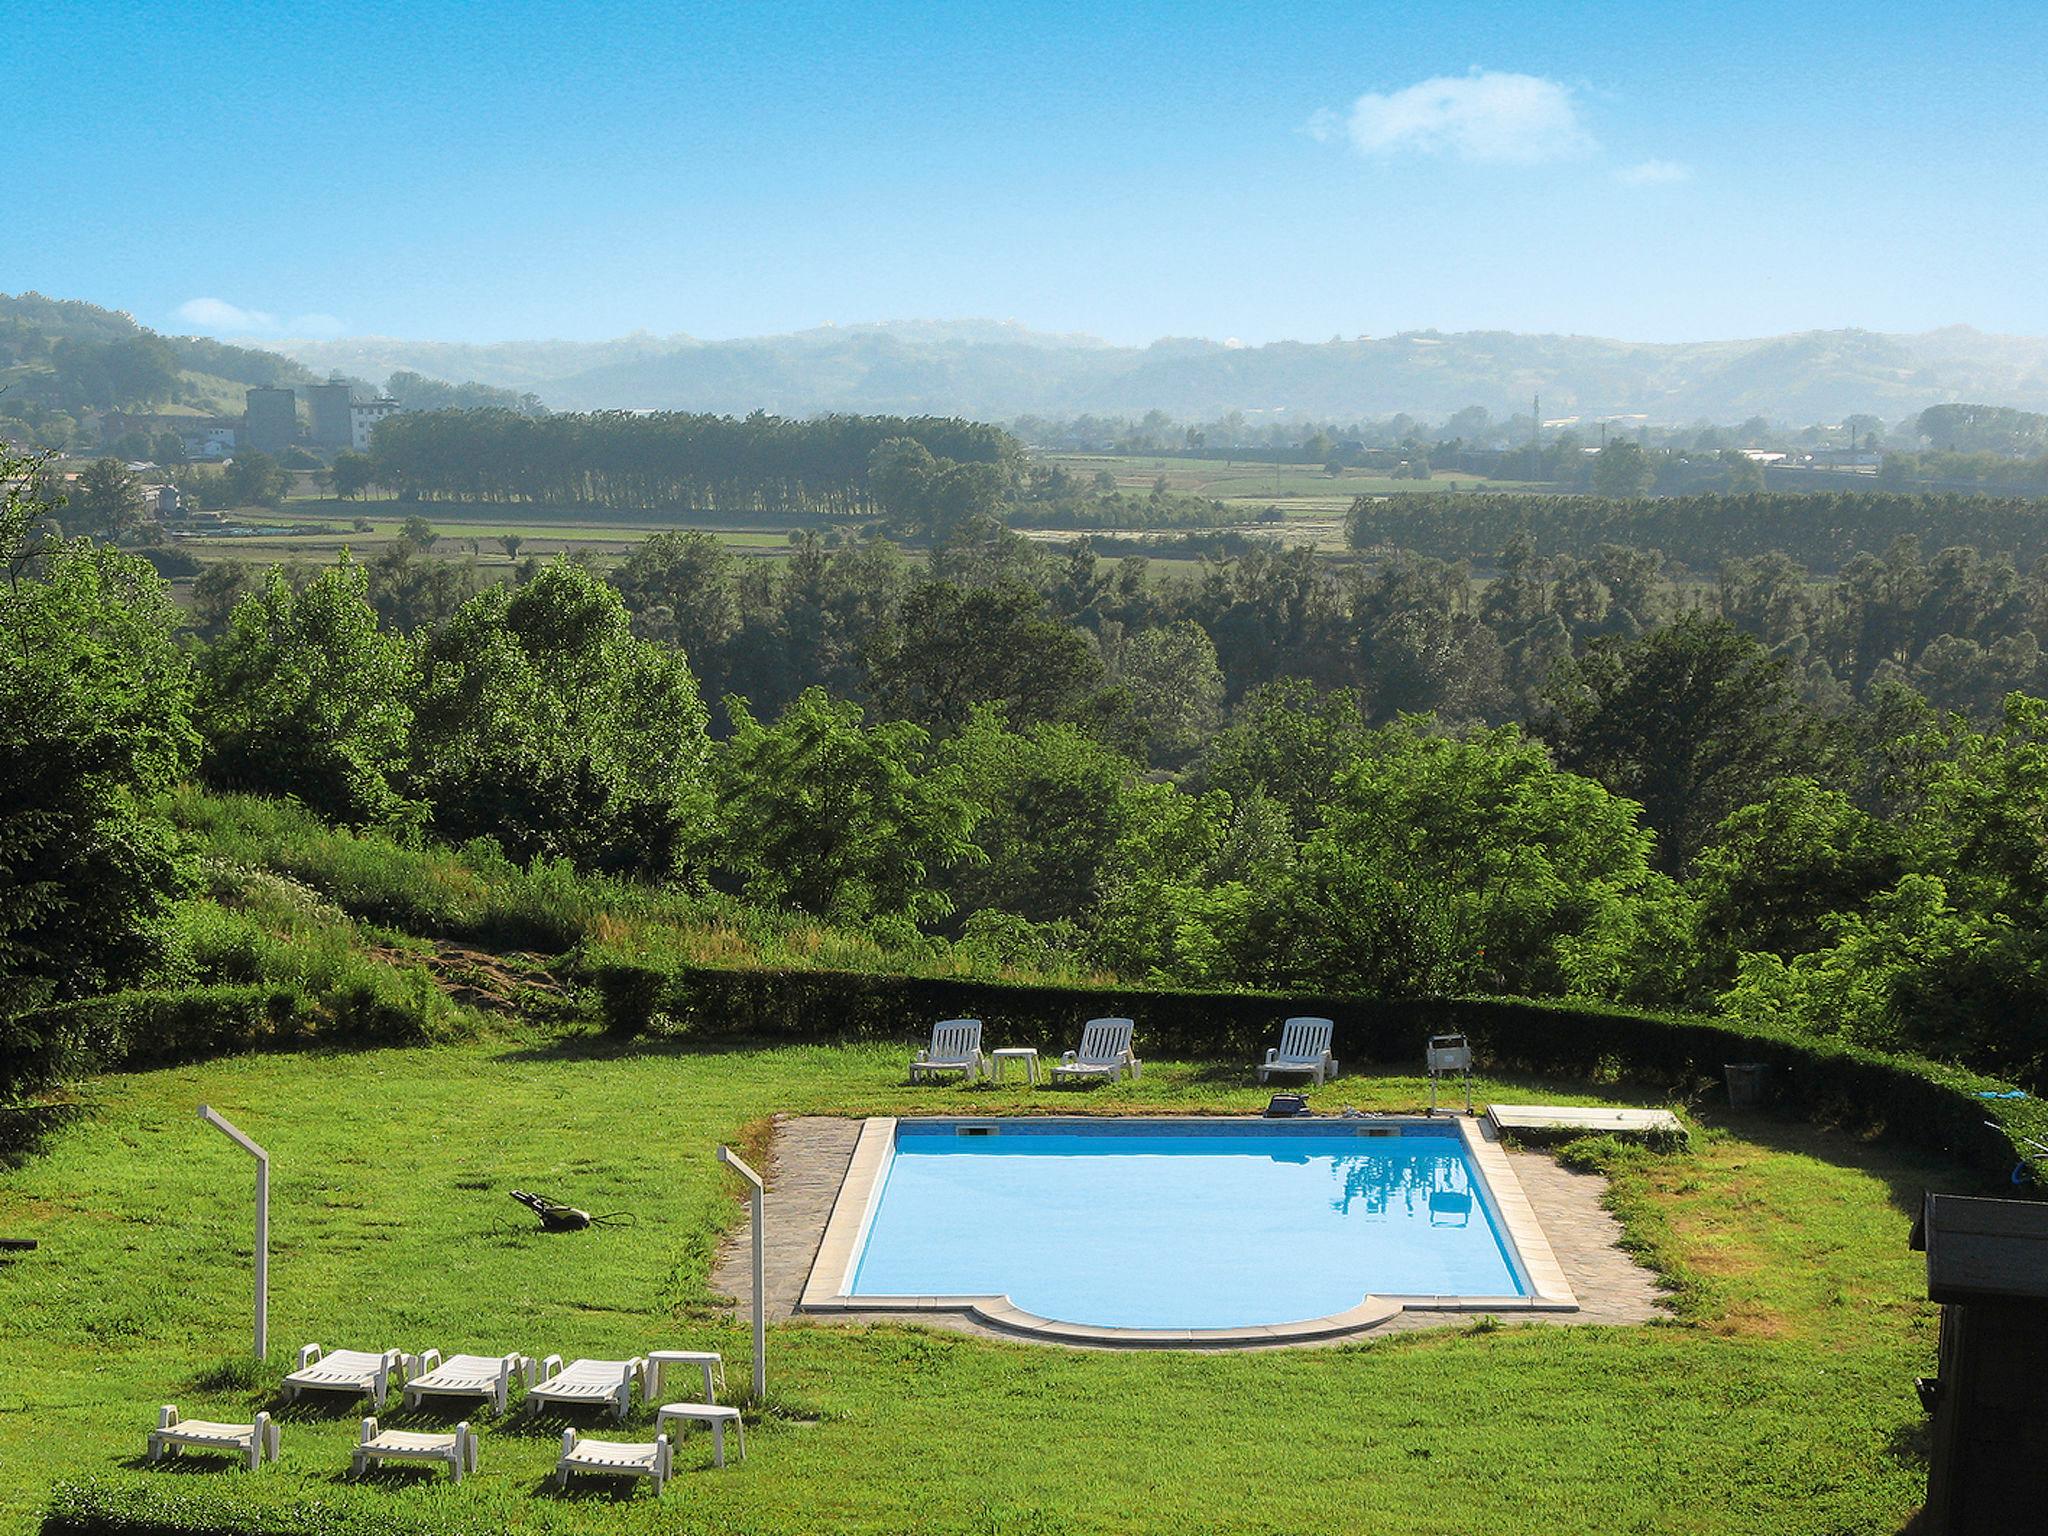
(802, 1117, 1577, 1344)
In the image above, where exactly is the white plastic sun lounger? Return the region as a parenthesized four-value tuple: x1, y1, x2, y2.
(1052, 1017, 1140, 1083)
(402, 1350, 536, 1414)
(526, 1355, 644, 1421)
(555, 1429, 671, 1495)
(910, 1018, 988, 1084)
(282, 1344, 409, 1408)
(148, 1406, 278, 1470)
(352, 1418, 477, 1483)
(1257, 1016, 1338, 1085)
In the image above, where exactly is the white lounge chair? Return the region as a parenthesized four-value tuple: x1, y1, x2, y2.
(526, 1355, 643, 1421)
(555, 1429, 671, 1495)
(1051, 1017, 1140, 1084)
(1258, 1016, 1338, 1085)
(402, 1350, 536, 1415)
(352, 1417, 477, 1483)
(283, 1344, 408, 1408)
(910, 1018, 988, 1084)
(148, 1406, 278, 1470)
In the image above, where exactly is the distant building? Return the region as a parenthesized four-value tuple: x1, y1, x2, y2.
(99, 411, 238, 458)
(139, 483, 181, 520)
(349, 397, 401, 451)
(188, 423, 238, 458)
(244, 387, 298, 453)
(305, 380, 356, 449)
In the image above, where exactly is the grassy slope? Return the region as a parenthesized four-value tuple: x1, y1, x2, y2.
(0, 1034, 1955, 1536)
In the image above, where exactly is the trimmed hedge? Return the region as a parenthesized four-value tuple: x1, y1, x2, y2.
(585, 958, 2048, 1185)
(2, 980, 424, 1108)
(42, 1477, 491, 1536)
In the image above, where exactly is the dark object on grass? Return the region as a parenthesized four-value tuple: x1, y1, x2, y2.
(0, 1238, 36, 1252)
(1263, 1093, 1311, 1118)
(509, 1190, 594, 1231)
(507, 1190, 634, 1232)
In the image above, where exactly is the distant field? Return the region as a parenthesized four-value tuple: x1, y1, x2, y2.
(169, 498, 815, 571)
(1045, 452, 1548, 510)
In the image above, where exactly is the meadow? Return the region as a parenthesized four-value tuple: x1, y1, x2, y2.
(0, 1027, 1955, 1536)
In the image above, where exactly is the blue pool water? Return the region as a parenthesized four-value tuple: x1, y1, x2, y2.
(848, 1119, 1525, 1329)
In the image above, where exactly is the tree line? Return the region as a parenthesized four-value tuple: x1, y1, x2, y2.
(366, 409, 1020, 515)
(13, 438, 2048, 1088)
(1350, 489, 2048, 572)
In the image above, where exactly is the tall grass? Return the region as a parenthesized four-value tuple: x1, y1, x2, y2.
(164, 787, 1108, 985)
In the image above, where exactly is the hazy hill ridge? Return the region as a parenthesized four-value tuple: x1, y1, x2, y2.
(268, 321, 2048, 425)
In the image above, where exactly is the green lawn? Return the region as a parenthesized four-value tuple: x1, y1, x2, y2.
(0, 1031, 1952, 1534)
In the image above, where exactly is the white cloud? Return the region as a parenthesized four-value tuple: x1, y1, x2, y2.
(174, 298, 348, 338)
(1616, 158, 1692, 185)
(176, 297, 278, 332)
(1320, 69, 1594, 165)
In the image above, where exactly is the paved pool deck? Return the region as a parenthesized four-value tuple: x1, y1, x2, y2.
(710, 1114, 1665, 1348)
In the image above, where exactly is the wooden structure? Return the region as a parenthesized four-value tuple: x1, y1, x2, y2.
(1912, 1193, 2048, 1534)
(1486, 1104, 1686, 1143)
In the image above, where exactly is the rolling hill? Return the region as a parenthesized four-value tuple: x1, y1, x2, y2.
(270, 321, 2048, 426)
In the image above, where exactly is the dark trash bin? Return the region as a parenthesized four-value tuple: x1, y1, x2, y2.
(1723, 1062, 1770, 1108)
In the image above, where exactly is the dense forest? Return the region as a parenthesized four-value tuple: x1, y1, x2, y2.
(14, 430, 2048, 1090)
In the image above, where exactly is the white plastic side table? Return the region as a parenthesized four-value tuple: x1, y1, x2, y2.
(645, 1350, 724, 1403)
(655, 1403, 746, 1467)
(991, 1047, 1040, 1086)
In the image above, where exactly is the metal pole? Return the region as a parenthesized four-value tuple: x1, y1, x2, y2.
(717, 1145, 766, 1401)
(198, 1106, 268, 1359)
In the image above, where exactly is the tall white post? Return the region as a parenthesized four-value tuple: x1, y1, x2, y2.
(199, 1106, 268, 1359)
(717, 1145, 766, 1402)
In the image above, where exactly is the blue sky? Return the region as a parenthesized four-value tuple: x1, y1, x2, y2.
(18, 0, 2048, 345)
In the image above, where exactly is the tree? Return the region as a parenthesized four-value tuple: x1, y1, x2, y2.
(330, 450, 375, 500)
(365, 544, 477, 633)
(1538, 615, 1820, 870)
(1115, 619, 1223, 768)
(99, 335, 178, 406)
(62, 458, 145, 539)
(397, 514, 439, 551)
(867, 580, 1110, 735)
(1195, 678, 1368, 834)
(1591, 439, 1654, 498)
(711, 688, 978, 924)
(187, 560, 256, 640)
(223, 451, 290, 508)
(1, 448, 194, 1006)
(867, 437, 1007, 540)
(942, 707, 1135, 923)
(499, 533, 524, 560)
(408, 562, 712, 875)
(610, 530, 740, 693)
(1688, 777, 1904, 989)
(1249, 722, 1661, 997)
(194, 554, 418, 825)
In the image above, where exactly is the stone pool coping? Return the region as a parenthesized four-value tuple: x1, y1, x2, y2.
(797, 1114, 1578, 1348)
